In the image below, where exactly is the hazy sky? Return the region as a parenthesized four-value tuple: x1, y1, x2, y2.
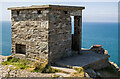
(0, 2, 118, 22)
(0, 0, 119, 2)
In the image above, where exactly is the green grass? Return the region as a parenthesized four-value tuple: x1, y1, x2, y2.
(32, 64, 62, 73)
(70, 67, 84, 77)
(2, 56, 62, 73)
(2, 56, 33, 70)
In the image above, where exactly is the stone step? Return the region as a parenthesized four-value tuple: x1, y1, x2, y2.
(55, 62, 81, 69)
(55, 73, 70, 77)
(51, 66, 77, 74)
(54, 62, 74, 69)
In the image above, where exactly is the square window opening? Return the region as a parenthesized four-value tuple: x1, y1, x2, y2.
(16, 44, 26, 54)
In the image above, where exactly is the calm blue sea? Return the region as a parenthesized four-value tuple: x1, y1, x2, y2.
(0, 21, 119, 66)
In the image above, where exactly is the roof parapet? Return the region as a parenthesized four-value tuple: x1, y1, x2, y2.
(8, 5, 85, 10)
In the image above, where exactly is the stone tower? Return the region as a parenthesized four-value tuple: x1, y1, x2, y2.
(8, 5, 85, 63)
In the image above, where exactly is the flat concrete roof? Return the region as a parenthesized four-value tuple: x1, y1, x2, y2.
(8, 5, 85, 10)
(55, 49, 110, 68)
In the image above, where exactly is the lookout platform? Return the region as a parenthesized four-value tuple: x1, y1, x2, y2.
(55, 49, 110, 69)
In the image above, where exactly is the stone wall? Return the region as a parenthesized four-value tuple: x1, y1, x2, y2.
(11, 8, 83, 63)
(11, 9, 49, 61)
(83, 57, 110, 70)
(48, 9, 82, 62)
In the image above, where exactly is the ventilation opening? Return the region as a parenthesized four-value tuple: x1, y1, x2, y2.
(17, 11, 19, 16)
(64, 11, 68, 14)
(16, 44, 26, 54)
(38, 10, 42, 14)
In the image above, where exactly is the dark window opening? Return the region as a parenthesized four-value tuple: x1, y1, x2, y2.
(64, 11, 68, 14)
(38, 10, 42, 14)
(16, 44, 26, 54)
(17, 11, 19, 16)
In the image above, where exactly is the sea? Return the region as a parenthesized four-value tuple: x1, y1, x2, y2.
(0, 21, 119, 66)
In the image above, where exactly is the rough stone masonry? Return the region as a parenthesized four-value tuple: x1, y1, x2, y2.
(8, 5, 85, 63)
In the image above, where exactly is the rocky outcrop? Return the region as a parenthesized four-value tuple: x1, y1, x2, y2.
(84, 68, 102, 78)
(109, 61, 120, 72)
(0, 65, 53, 78)
(0, 54, 119, 78)
(90, 45, 108, 55)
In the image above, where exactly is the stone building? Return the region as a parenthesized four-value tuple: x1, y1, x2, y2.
(8, 5, 85, 63)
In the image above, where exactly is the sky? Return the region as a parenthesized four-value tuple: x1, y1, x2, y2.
(0, 1, 118, 22)
(0, 0, 119, 2)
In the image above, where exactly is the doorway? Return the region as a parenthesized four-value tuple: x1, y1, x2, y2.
(71, 16, 82, 54)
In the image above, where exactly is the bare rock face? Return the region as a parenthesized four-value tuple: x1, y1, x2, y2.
(104, 50, 108, 55)
(84, 69, 97, 77)
(90, 45, 108, 55)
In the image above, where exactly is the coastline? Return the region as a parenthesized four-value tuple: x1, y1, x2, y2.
(0, 54, 119, 69)
(0, 55, 119, 78)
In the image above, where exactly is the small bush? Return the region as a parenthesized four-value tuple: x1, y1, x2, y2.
(7, 56, 13, 61)
(10, 57, 19, 62)
(34, 62, 47, 72)
(74, 67, 84, 73)
(6, 56, 19, 62)
(70, 67, 84, 77)
(53, 74, 60, 78)
(32, 59, 48, 73)
(32, 61, 61, 73)
(42, 64, 60, 73)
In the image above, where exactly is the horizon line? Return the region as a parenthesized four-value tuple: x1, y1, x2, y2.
(0, 21, 118, 23)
